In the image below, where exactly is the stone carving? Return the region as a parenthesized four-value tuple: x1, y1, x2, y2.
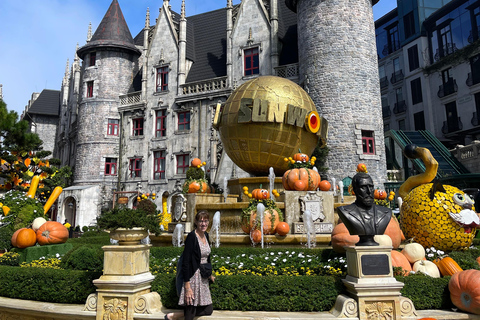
(103, 298, 127, 320)
(365, 301, 394, 319)
(332, 294, 358, 318)
(84, 293, 98, 311)
(399, 296, 418, 317)
(134, 292, 162, 314)
(299, 191, 325, 222)
(172, 194, 186, 222)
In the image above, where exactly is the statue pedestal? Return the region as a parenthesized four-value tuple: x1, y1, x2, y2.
(84, 243, 162, 320)
(332, 246, 417, 319)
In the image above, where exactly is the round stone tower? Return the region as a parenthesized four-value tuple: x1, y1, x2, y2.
(285, 0, 387, 187)
(75, 0, 141, 187)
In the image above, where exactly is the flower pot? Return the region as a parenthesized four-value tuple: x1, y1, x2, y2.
(109, 227, 149, 245)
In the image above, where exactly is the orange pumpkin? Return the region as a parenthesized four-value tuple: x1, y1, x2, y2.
(374, 189, 387, 200)
(11, 228, 37, 248)
(36, 221, 69, 245)
(282, 168, 320, 191)
(185, 180, 208, 193)
(433, 257, 463, 276)
(249, 209, 280, 235)
(251, 229, 262, 243)
(241, 216, 251, 234)
(252, 189, 269, 200)
(449, 269, 480, 314)
(391, 250, 412, 276)
(477, 256, 480, 266)
(293, 153, 309, 162)
(318, 180, 331, 191)
(356, 163, 367, 172)
(191, 158, 202, 167)
(384, 215, 403, 248)
(276, 222, 290, 236)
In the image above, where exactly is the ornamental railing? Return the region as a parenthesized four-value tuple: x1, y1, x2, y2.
(120, 91, 142, 106)
(437, 79, 457, 98)
(181, 77, 228, 95)
(275, 63, 299, 80)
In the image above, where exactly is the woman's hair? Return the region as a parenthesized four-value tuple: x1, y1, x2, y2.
(194, 210, 209, 228)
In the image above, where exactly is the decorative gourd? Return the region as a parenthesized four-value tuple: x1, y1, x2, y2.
(413, 260, 440, 278)
(433, 256, 463, 276)
(318, 180, 331, 191)
(356, 163, 367, 173)
(36, 221, 69, 245)
(383, 216, 403, 248)
(249, 209, 280, 235)
(374, 189, 387, 200)
(32, 217, 47, 232)
(276, 222, 290, 236)
(391, 250, 412, 276)
(293, 153, 309, 162)
(191, 158, 202, 167)
(186, 180, 208, 193)
(374, 234, 392, 246)
(251, 229, 262, 244)
(282, 168, 320, 191)
(11, 228, 37, 248)
(401, 242, 425, 264)
(252, 189, 269, 200)
(449, 269, 480, 314)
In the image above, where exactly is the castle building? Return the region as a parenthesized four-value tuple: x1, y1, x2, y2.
(28, 0, 387, 227)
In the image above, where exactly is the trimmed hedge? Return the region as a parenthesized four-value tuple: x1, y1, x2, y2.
(397, 273, 453, 310)
(0, 266, 100, 304)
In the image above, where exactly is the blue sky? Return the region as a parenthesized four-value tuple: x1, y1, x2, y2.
(0, 0, 396, 116)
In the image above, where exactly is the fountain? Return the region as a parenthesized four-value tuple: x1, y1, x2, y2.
(303, 210, 316, 249)
(210, 211, 221, 248)
(223, 176, 228, 203)
(331, 177, 336, 195)
(338, 181, 344, 203)
(172, 223, 184, 247)
(258, 203, 265, 248)
(269, 167, 275, 201)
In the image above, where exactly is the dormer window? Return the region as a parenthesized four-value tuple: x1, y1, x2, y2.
(156, 66, 169, 92)
(244, 47, 259, 76)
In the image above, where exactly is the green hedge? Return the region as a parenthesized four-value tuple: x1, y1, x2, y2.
(397, 273, 453, 310)
(0, 266, 100, 304)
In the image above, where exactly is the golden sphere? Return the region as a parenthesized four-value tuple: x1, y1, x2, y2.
(217, 76, 324, 176)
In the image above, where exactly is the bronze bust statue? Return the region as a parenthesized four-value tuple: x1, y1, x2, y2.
(337, 172, 391, 246)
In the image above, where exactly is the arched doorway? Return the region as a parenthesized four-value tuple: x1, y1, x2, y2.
(63, 197, 77, 226)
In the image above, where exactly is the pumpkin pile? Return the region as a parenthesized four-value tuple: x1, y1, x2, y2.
(449, 269, 480, 315)
(182, 158, 212, 194)
(282, 151, 331, 191)
(11, 218, 69, 248)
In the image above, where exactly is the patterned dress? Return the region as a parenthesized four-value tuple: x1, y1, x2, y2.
(178, 233, 212, 306)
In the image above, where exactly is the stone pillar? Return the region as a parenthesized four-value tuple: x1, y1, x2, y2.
(286, 0, 387, 188)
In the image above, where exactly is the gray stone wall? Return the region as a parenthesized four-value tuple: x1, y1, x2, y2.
(296, 0, 387, 188)
(30, 114, 58, 157)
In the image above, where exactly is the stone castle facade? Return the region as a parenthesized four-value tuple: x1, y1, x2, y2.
(47, 0, 385, 227)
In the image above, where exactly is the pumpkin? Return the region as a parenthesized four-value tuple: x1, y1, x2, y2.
(249, 209, 280, 235)
(32, 217, 47, 232)
(36, 221, 69, 245)
(185, 180, 208, 193)
(477, 256, 480, 266)
(252, 189, 269, 200)
(241, 216, 251, 234)
(449, 269, 480, 314)
(391, 250, 412, 276)
(374, 234, 392, 246)
(293, 153, 309, 162)
(318, 180, 331, 191)
(251, 229, 262, 244)
(276, 222, 290, 236)
(413, 260, 440, 278)
(282, 168, 320, 191)
(374, 189, 387, 200)
(433, 256, 463, 276)
(401, 242, 425, 264)
(356, 163, 367, 173)
(191, 158, 202, 167)
(383, 215, 403, 248)
(11, 228, 37, 248)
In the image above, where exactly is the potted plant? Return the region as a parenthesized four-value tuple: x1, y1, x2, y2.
(96, 206, 162, 245)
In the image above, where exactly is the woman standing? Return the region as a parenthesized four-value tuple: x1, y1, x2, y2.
(165, 211, 215, 320)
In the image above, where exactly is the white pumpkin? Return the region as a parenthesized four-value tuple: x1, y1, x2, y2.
(401, 242, 425, 264)
(374, 234, 393, 247)
(413, 260, 440, 278)
(32, 217, 47, 231)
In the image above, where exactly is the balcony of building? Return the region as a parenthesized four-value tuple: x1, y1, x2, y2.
(466, 72, 480, 87)
(434, 43, 458, 62)
(442, 117, 463, 134)
(390, 70, 404, 85)
(176, 76, 232, 104)
(382, 41, 401, 56)
(437, 79, 458, 98)
(471, 112, 480, 126)
(393, 100, 407, 115)
(275, 63, 299, 82)
(382, 106, 391, 118)
(380, 76, 389, 90)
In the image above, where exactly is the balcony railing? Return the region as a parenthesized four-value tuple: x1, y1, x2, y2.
(390, 70, 404, 84)
(393, 100, 407, 114)
(471, 112, 480, 126)
(275, 63, 299, 80)
(120, 91, 142, 106)
(379, 76, 389, 90)
(181, 77, 228, 95)
(466, 72, 480, 87)
(437, 79, 457, 98)
(434, 43, 458, 62)
(382, 41, 401, 56)
(382, 106, 391, 118)
(442, 117, 463, 134)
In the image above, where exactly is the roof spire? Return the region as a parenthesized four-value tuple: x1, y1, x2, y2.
(181, 0, 185, 18)
(0, 84, 3, 100)
(145, 7, 150, 28)
(87, 22, 92, 42)
(227, 0, 232, 8)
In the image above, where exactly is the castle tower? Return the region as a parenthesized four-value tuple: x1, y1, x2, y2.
(286, 0, 387, 187)
(75, 0, 141, 188)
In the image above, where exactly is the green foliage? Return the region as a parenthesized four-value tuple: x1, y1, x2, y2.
(397, 273, 453, 310)
(137, 199, 157, 215)
(448, 247, 480, 270)
(0, 190, 44, 235)
(186, 166, 205, 180)
(312, 145, 329, 178)
(0, 265, 100, 304)
(423, 39, 480, 75)
(60, 245, 104, 272)
(96, 206, 161, 234)
(0, 226, 14, 251)
(0, 252, 20, 266)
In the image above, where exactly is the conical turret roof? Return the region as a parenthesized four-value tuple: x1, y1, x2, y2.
(77, 0, 140, 59)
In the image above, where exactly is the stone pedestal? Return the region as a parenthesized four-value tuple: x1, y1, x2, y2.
(333, 246, 417, 319)
(85, 242, 161, 320)
(168, 221, 192, 233)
